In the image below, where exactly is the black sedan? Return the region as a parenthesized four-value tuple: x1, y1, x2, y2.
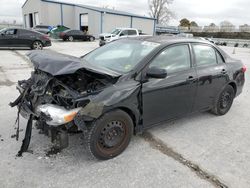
(11, 37, 246, 160)
(59, 29, 95, 42)
(0, 28, 51, 50)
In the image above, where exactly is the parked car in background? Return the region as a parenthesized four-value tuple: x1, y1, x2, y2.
(99, 28, 149, 46)
(11, 37, 245, 160)
(49, 25, 70, 38)
(59, 30, 95, 42)
(0, 28, 51, 50)
(33, 25, 52, 34)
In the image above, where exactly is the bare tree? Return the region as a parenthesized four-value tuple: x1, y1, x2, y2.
(148, 0, 174, 25)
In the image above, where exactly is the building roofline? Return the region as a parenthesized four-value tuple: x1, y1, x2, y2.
(22, 0, 29, 8)
(38, 0, 156, 20)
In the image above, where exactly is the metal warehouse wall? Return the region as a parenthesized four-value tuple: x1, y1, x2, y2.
(41, 2, 61, 26)
(61, 5, 75, 29)
(102, 13, 131, 33)
(132, 18, 155, 35)
(22, 0, 42, 27)
(74, 7, 101, 37)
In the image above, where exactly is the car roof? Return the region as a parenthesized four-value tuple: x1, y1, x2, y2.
(130, 35, 213, 45)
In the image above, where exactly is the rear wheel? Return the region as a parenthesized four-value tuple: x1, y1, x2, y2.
(85, 110, 133, 160)
(211, 85, 235, 115)
(89, 37, 95, 42)
(32, 41, 43, 50)
(68, 36, 74, 42)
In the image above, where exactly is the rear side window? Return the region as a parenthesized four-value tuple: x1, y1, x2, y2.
(128, 30, 137, 35)
(149, 45, 191, 74)
(193, 45, 217, 67)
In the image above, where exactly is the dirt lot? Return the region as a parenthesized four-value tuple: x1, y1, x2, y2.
(0, 41, 249, 188)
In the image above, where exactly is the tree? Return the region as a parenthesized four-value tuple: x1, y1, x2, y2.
(209, 23, 216, 27)
(220, 21, 234, 27)
(179, 18, 190, 27)
(190, 21, 198, 27)
(148, 0, 174, 25)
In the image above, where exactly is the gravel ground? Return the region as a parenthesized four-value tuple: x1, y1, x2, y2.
(0, 41, 249, 188)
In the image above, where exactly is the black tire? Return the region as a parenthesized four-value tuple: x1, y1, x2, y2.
(85, 110, 133, 160)
(32, 41, 43, 50)
(211, 85, 235, 116)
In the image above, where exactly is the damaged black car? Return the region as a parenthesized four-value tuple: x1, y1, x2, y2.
(10, 37, 246, 160)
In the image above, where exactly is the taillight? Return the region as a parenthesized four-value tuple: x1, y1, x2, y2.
(60, 32, 65, 37)
(42, 35, 49, 40)
(242, 65, 247, 73)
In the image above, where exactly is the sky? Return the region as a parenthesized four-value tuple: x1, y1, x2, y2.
(0, 0, 249, 26)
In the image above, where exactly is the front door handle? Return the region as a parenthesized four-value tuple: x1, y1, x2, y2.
(221, 69, 227, 74)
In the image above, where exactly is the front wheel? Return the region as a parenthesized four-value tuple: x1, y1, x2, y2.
(85, 110, 133, 160)
(211, 85, 235, 115)
(32, 41, 43, 50)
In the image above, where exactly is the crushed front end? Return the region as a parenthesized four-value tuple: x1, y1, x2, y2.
(10, 51, 118, 156)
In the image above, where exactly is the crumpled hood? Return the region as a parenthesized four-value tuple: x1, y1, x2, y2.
(26, 50, 121, 77)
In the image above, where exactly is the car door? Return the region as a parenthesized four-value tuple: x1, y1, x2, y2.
(142, 44, 198, 128)
(191, 43, 228, 111)
(0, 29, 17, 47)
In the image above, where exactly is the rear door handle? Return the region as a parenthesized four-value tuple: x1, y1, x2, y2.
(221, 69, 227, 74)
(186, 76, 195, 82)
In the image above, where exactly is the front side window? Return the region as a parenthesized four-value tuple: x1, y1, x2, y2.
(149, 45, 191, 74)
(120, 30, 128, 36)
(193, 45, 217, 67)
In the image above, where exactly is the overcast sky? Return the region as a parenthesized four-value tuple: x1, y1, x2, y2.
(0, 0, 249, 26)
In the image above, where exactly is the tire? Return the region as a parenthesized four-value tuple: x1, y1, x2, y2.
(211, 85, 235, 116)
(85, 110, 133, 160)
(68, 36, 74, 42)
(89, 37, 95, 42)
(32, 41, 43, 50)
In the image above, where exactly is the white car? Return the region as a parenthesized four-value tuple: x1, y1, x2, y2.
(99, 28, 149, 46)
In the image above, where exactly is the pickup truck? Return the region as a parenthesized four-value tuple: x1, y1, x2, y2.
(99, 28, 149, 46)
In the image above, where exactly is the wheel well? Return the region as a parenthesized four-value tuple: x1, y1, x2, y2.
(228, 82, 237, 95)
(118, 107, 137, 134)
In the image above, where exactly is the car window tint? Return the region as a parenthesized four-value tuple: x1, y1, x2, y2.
(128, 30, 137, 35)
(149, 45, 191, 74)
(121, 30, 128, 36)
(216, 51, 224, 64)
(5, 29, 16, 35)
(193, 45, 217, 66)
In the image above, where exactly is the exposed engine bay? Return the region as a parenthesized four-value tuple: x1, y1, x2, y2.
(19, 69, 112, 110)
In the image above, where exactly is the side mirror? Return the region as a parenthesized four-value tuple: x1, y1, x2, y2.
(120, 33, 125, 36)
(146, 67, 167, 79)
(0, 33, 4, 36)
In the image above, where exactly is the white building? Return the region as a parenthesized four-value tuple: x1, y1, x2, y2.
(22, 0, 156, 36)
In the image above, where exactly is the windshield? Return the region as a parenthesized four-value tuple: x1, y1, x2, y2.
(83, 40, 160, 74)
(111, 29, 121, 35)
